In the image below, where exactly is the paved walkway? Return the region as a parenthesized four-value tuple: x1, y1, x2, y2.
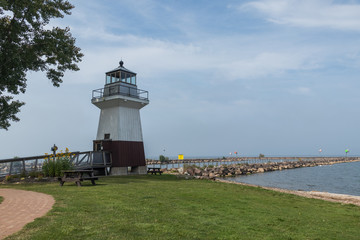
(0, 189, 55, 239)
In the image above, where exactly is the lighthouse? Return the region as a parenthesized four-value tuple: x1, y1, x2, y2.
(91, 60, 149, 175)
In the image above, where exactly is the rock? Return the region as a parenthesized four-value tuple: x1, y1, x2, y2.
(209, 173, 216, 179)
(186, 168, 194, 176)
(178, 167, 184, 174)
(202, 172, 209, 177)
(194, 168, 202, 176)
(257, 168, 265, 173)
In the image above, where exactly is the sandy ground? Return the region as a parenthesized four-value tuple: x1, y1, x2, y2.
(216, 179, 360, 206)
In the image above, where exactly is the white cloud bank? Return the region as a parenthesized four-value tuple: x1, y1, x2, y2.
(240, 0, 360, 30)
(67, 34, 324, 85)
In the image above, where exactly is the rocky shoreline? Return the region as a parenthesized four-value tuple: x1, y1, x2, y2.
(161, 158, 360, 206)
(163, 157, 360, 180)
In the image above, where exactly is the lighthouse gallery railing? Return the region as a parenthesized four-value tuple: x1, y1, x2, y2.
(92, 85, 149, 101)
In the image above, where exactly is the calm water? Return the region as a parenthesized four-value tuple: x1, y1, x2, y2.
(222, 161, 360, 196)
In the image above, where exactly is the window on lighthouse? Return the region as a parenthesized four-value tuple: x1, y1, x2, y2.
(105, 71, 136, 85)
(126, 73, 131, 83)
(110, 73, 115, 83)
(121, 72, 126, 82)
(115, 72, 120, 82)
(131, 75, 136, 85)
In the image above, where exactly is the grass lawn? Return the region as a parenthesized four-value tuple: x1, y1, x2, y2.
(1, 175, 360, 240)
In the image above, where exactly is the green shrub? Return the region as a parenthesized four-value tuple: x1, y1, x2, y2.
(42, 149, 74, 177)
(28, 171, 40, 178)
(20, 171, 26, 178)
(159, 155, 169, 163)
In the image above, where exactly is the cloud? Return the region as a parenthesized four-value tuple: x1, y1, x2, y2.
(57, 1, 360, 87)
(240, 0, 360, 30)
(64, 32, 325, 86)
(218, 51, 319, 80)
(290, 86, 312, 95)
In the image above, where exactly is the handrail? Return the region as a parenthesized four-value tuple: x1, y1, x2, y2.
(0, 151, 83, 163)
(0, 151, 112, 177)
(92, 85, 149, 101)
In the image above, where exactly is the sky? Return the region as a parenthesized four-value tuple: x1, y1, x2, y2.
(1, 0, 360, 159)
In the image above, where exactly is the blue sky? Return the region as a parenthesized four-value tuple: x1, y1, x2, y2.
(1, 0, 360, 158)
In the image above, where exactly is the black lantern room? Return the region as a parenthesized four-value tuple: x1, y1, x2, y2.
(105, 60, 137, 85)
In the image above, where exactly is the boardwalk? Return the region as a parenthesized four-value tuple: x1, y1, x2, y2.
(0, 189, 55, 239)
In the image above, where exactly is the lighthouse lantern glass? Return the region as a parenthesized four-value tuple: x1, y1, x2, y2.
(121, 72, 126, 82)
(105, 70, 136, 85)
(115, 72, 120, 82)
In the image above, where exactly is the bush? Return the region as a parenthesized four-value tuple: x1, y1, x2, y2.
(159, 155, 169, 163)
(42, 149, 74, 177)
(20, 171, 26, 178)
(28, 171, 41, 178)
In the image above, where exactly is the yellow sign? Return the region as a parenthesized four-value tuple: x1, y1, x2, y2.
(178, 154, 184, 160)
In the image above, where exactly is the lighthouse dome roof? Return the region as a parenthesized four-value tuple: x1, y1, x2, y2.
(106, 60, 136, 75)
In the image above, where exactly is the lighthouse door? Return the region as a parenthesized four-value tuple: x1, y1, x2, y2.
(93, 140, 102, 151)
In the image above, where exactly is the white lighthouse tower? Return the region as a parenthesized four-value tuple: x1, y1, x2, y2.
(91, 60, 149, 175)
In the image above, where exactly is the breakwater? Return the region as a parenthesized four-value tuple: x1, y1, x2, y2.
(161, 157, 360, 180)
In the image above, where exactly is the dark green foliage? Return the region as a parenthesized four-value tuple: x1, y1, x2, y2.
(42, 155, 73, 177)
(28, 171, 41, 178)
(0, 0, 83, 130)
(259, 153, 265, 158)
(159, 155, 169, 163)
(19, 170, 26, 178)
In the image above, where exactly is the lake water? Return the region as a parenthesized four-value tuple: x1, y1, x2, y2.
(221, 161, 360, 196)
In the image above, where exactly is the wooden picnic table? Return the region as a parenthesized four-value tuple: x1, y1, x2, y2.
(58, 170, 98, 187)
(147, 167, 163, 175)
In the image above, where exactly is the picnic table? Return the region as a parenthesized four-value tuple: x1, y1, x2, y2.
(147, 167, 163, 175)
(58, 170, 98, 187)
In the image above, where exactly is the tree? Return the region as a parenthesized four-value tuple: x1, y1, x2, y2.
(159, 155, 169, 163)
(0, 0, 83, 130)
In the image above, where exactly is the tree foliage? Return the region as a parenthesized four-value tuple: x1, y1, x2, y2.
(0, 0, 83, 130)
(159, 155, 169, 163)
